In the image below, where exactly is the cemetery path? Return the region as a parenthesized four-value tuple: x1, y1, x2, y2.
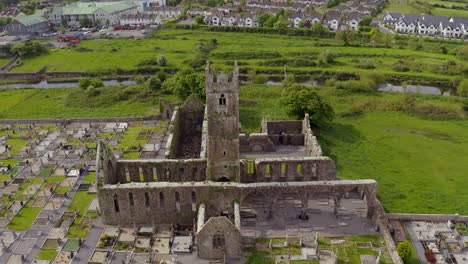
(72, 218, 104, 264)
(405, 222, 429, 264)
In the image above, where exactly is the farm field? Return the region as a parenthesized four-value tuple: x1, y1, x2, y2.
(383, 0, 468, 17)
(0, 84, 467, 214)
(10, 28, 467, 84)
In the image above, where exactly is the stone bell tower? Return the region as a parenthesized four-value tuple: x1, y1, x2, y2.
(205, 62, 240, 182)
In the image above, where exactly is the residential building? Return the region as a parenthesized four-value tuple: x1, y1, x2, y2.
(119, 13, 161, 26)
(6, 12, 49, 36)
(143, 6, 183, 19)
(50, 1, 138, 27)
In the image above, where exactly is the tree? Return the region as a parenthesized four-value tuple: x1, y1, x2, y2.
(281, 84, 334, 123)
(311, 22, 325, 33)
(397, 241, 412, 264)
(195, 16, 205, 25)
(335, 29, 355, 46)
(240, 0, 247, 6)
(298, 20, 306, 28)
(457, 79, 468, 97)
(318, 50, 335, 65)
(359, 16, 372, 26)
(146, 76, 162, 91)
(158, 55, 167, 66)
(162, 70, 205, 100)
(95, 18, 101, 26)
(258, 13, 271, 27)
(79, 17, 92, 27)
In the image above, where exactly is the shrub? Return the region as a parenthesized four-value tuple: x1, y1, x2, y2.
(146, 76, 162, 91)
(134, 75, 145, 85)
(12, 41, 48, 58)
(457, 79, 468, 97)
(318, 50, 335, 65)
(334, 77, 378, 92)
(253, 74, 268, 84)
(158, 55, 167, 66)
(357, 60, 375, 69)
(397, 241, 412, 264)
(393, 61, 410, 72)
(79, 78, 103, 90)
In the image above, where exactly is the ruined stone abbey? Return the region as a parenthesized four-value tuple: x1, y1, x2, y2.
(96, 62, 384, 261)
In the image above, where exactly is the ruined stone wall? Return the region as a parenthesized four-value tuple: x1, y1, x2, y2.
(266, 120, 303, 135)
(164, 107, 180, 159)
(109, 159, 207, 184)
(303, 115, 322, 157)
(197, 217, 241, 259)
(176, 108, 204, 158)
(199, 108, 208, 159)
(239, 133, 275, 152)
(98, 180, 378, 226)
(239, 157, 337, 182)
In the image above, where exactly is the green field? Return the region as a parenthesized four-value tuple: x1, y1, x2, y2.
(9, 28, 467, 85)
(0, 88, 158, 119)
(383, 0, 468, 17)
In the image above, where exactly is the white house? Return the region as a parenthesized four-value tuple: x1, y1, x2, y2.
(119, 13, 161, 26)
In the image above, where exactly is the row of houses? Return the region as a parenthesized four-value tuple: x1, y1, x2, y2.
(201, 9, 366, 31)
(383, 12, 468, 38)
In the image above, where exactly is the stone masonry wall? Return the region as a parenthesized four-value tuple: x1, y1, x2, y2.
(164, 107, 180, 159)
(239, 157, 337, 182)
(303, 114, 322, 157)
(98, 180, 378, 226)
(110, 159, 207, 184)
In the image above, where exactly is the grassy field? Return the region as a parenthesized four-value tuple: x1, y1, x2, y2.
(383, 0, 468, 17)
(0, 88, 159, 119)
(10, 28, 467, 84)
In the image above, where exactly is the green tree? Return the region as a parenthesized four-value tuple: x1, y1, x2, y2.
(158, 55, 167, 66)
(397, 241, 412, 264)
(298, 20, 306, 28)
(146, 76, 162, 91)
(457, 79, 468, 97)
(335, 29, 355, 46)
(95, 18, 101, 26)
(318, 50, 335, 65)
(311, 22, 325, 33)
(359, 15, 372, 26)
(258, 13, 271, 27)
(195, 16, 205, 25)
(281, 84, 334, 123)
(79, 17, 92, 27)
(162, 70, 205, 100)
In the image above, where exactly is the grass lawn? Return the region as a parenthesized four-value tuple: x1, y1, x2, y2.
(83, 172, 96, 184)
(62, 239, 80, 251)
(8, 207, 42, 231)
(36, 249, 58, 261)
(67, 191, 96, 238)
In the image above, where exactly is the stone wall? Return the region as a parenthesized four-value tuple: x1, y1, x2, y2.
(239, 133, 275, 152)
(239, 157, 337, 182)
(386, 213, 468, 222)
(164, 107, 180, 159)
(303, 115, 322, 157)
(197, 216, 241, 260)
(110, 159, 208, 184)
(265, 120, 303, 135)
(97, 180, 379, 226)
(0, 117, 157, 125)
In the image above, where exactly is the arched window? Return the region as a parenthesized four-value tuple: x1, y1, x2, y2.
(175, 191, 181, 213)
(144, 192, 150, 208)
(219, 94, 226, 106)
(159, 192, 164, 208)
(129, 192, 134, 207)
(113, 193, 120, 212)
